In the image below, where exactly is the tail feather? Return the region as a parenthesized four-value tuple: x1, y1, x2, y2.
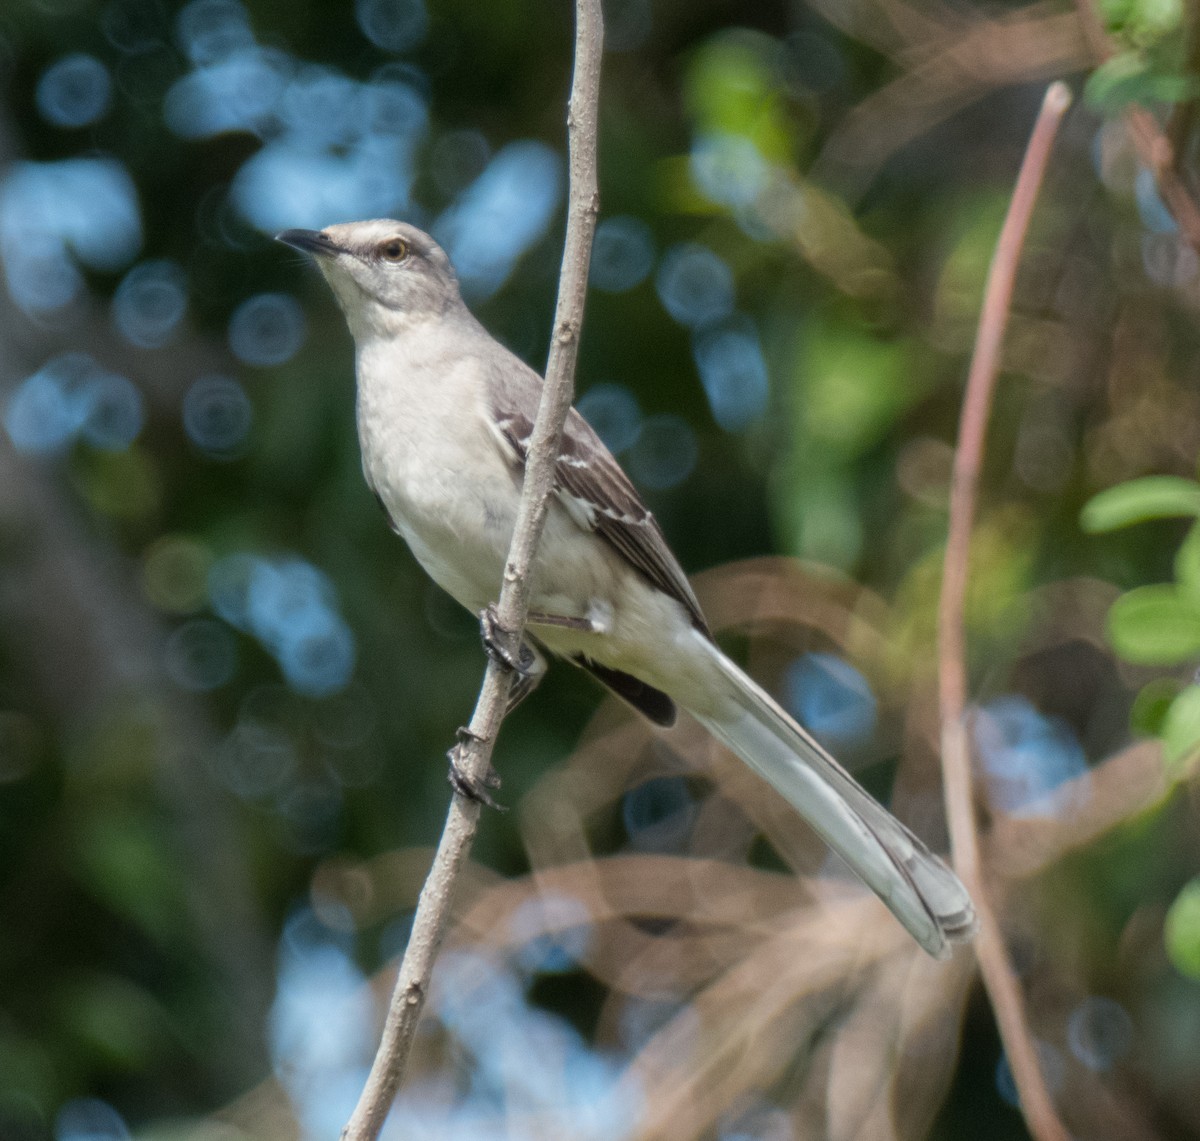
(689, 636, 977, 959)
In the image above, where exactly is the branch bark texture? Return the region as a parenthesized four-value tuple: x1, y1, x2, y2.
(337, 3, 604, 1139)
(938, 82, 1073, 1141)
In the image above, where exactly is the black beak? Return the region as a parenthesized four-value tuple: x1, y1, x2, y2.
(276, 229, 340, 257)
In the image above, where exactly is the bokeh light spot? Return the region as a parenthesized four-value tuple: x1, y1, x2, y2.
(974, 695, 1090, 818)
(242, 557, 358, 696)
(434, 140, 563, 299)
(5, 354, 142, 456)
(1136, 166, 1177, 234)
(212, 719, 297, 799)
(1067, 996, 1133, 1071)
(176, 0, 254, 66)
(54, 1097, 130, 1141)
(510, 892, 593, 974)
(656, 242, 734, 328)
(626, 413, 698, 490)
(783, 653, 877, 750)
(232, 131, 422, 234)
(622, 775, 696, 852)
(576, 383, 642, 454)
(355, 0, 428, 53)
(276, 778, 343, 854)
(690, 132, 767, 209)
(163, 47, 290, 139)
(0, 158, 142, 315)
(279, 621, 356, 697)
(113, 260, 188, 348)
(207, 552, 259, 629)
(228, 292, 306, 366)
(164, 618, 238, 691)
(102, 0, 167, 55)
(279, 65, 363, 148)
(5, 356, 94, 455)
(182, 374, 253, 457)
(269, 911, 372, 1131)
(995, 1041, 1064, 1108)
(719, 1101, 794, 1141)
(589, 215, 654, 293)
(80, 370, 145, 452)
(36, 53, 113, 128)
(693, 317, 769, 431)
(143, 535, 213, 613)
(364, 76, 427, 136)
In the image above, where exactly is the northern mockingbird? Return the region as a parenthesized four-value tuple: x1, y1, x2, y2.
(277, 220, 977, 958)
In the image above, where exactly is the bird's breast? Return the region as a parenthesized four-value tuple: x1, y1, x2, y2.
(354, 352, 518, 610)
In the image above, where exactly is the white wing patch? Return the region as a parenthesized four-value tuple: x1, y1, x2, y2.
(554, 486, 597, 530)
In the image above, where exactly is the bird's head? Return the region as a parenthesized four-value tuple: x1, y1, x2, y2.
(276, 220, 463, 339)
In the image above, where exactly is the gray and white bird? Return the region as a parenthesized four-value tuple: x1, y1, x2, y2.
(277, 220, 977, 959)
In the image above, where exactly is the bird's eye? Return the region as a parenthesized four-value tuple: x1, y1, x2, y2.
(379, 238, 409, 262)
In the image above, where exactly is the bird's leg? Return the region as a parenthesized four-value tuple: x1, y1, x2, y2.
(525, 611, 599, 632)
(504, 642, 546, 715)
(447, 726, 506, 811)
(451, 639, 545, 809)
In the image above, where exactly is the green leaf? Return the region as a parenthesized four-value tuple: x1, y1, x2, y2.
(1099, 0, 1135, 25)
(1099, 0, 1185, 46)
(56, 974, 167, 1071)
(1162, 685, 1200, 767)
(1081, 476, 1200, 533)
(73, 814, 186, 945)
(1108, 585, 1200, 664)
(1131, 677, 1184, 736)
(1176, 521, 1200, 598)
(1131, 0, 1185, 40)
(1165, 877, 1200, 979)
(1085, 52, 1199, 112)
(1085, 52, 1150, 110)
(1142, 73, 1200, 103)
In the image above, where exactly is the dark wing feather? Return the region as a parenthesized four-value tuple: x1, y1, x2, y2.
(492, 404, 711, 638)
(572, 656, 677, 726)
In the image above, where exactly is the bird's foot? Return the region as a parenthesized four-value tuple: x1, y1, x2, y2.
(479, 604, 528, 674)
(447, 727, 506, 810)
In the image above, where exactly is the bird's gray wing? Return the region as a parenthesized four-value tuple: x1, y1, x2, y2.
(488, 399, 711, 639)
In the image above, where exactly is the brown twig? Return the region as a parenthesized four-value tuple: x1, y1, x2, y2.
(812, 7, 1090, 202)
(937, 82, 1073, 1141)
(336, 2, 604, 1138)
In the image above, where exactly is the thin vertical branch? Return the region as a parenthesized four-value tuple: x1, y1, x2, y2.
(938, 82, 1073, 1141)
(338, 3, 604, 1138)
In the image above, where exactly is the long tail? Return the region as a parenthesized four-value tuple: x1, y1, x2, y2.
(687, 635, 977, 959)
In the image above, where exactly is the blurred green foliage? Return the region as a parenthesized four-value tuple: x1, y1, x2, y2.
(1089, 0, 1197, 110)
(1083, 475, 1200, 760)
(1165, 874, 1200, 977)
